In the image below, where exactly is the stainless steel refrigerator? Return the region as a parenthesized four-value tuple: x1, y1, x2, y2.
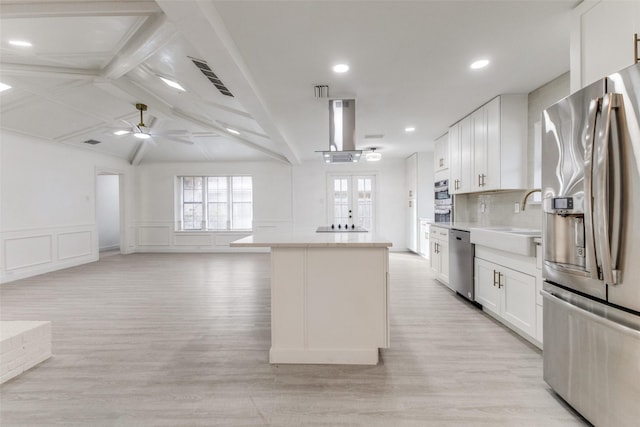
(541, 62, 640, 426)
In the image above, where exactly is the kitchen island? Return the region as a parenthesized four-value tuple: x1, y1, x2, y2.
(231, 231, 392, 365)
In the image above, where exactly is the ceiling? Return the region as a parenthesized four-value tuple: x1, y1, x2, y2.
(0, 0, 577, 165)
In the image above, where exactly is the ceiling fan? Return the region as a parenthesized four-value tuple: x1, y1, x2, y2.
(113, 103, 194, 145)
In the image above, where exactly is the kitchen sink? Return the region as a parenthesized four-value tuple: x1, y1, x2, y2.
(469, 226, 541, 256)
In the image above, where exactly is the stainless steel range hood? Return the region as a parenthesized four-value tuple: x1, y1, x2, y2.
(319, 99, 362, 163)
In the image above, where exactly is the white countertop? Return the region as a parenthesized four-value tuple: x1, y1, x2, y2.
(230, 230, 393, 248)
(429, 222, 481, 232)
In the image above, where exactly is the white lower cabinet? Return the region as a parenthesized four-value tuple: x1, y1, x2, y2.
(430, 226, 450, 287)
(418, 220, 430, 258)
(474, 246, 540, 347)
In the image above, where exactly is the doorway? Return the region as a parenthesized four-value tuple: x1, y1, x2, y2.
(327, 174, 376, 231)
(96, 173, 121, 256)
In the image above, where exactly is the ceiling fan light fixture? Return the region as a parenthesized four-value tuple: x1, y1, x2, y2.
(133, 128, 151, 139)
(160, 77, 186, 91)
(365, 148, 382, 162)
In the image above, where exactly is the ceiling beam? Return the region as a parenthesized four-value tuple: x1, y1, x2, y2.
(129, 140, 152, 165)
(171, 109, 290, 164)
(0, 1, 161, 19)
(100, 13, 178, 80)
(0, 63, 99, 79)
(155, 0, 300, 165)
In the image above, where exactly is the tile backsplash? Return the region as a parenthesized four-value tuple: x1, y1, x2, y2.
(454, 190, 542, 229)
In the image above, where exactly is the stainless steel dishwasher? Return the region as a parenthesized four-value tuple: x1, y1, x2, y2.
(449, 229, 475, 302)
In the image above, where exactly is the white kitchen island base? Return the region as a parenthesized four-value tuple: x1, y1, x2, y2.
(232, 233, 391, 365)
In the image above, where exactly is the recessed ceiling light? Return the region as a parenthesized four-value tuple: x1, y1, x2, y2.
(113, 130, 130, 136)
(160, 77, 186, 91)
(405, 127, 416, 132)
(9, 40, 32, 47)
(332, 64, 349, 73)
(0, 82, 12, 92)
(470, 59, 490, 69)
(226, 127, 240, 135)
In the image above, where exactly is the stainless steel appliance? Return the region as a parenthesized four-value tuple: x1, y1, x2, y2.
(449, 229, 474, 301)
(434, 178, 452, 223)
(541, 62, 640, 426)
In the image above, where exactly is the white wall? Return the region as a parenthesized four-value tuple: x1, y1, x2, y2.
(133, 160, 293, 252)
(133, 158, 407, 252)
(416, 151, 434, 220)
(0, 131, 134, 283)
(96, 174, 120, 251)
(292, 159, 406, 250)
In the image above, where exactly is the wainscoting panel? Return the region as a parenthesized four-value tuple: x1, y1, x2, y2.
(1, 225, 98, 284)
(174, 234, 212, 246)
(58, 231, 92, 260)
(137, 226, 171, 246)
(215, 234, 251, 247)
(4, 235, 52, 271)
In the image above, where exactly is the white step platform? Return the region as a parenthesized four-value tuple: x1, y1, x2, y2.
(1, 321, 52, 384)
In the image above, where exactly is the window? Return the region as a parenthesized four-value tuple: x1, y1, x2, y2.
(179, 176, 252, 231)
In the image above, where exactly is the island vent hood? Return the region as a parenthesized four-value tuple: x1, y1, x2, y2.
(318, 99, 362, 163)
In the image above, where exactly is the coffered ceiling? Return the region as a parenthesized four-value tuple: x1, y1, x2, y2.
(0, 0, 577, 165)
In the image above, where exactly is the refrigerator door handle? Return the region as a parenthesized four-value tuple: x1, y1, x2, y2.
(584, 98, 600, 281)
(592, 93, 623, 285)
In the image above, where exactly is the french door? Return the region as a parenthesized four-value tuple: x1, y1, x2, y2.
(327, 174, 375, 231)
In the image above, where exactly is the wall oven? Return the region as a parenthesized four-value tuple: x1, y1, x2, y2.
(434, 179, 452, 223)
(434, 179, 450, 203)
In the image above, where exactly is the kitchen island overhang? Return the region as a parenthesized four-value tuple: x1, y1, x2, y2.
(231, 232, 392, 365)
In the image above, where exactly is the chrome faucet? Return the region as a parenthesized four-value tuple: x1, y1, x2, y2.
(521, 189, 541, 211)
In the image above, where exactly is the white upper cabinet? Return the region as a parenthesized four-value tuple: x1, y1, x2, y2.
(434, 133, 449, 172)
(449, 115, 472, 194)
(572, 1, 640, 90)
(449, 95, 527, 194)
(471, 107, 488, 192)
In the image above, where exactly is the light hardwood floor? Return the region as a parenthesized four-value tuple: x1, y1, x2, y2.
(0, 252, 587, 426)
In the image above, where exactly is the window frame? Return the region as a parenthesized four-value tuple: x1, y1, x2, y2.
(177, 175, 253, 232)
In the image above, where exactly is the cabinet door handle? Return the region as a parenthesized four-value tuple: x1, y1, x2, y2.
(493, 270, 498, 287)
(498, 272, 504, 289)
(478, 174, 481, 187)
(481, 174, 486, 186)
(439, 158, 444, 167)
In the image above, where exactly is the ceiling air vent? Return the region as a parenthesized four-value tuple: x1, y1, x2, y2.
(84, 139, 101, 145)
(190, 57, 234, 97)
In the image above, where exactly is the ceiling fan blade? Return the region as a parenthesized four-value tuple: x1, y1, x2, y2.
(161, 135, 194, 145)
(151, 129, 191, 137)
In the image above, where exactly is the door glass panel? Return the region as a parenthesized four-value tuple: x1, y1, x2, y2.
(332, 178, 350, 225)
(357, 177, 373, 230)
(328, 175, 375, 231)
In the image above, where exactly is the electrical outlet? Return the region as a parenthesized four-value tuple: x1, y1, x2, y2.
(514, 202, 520, 213)
(480, 203, 486, 213)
